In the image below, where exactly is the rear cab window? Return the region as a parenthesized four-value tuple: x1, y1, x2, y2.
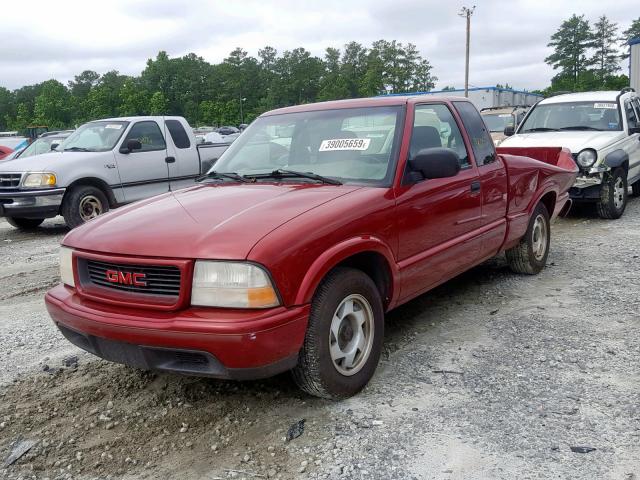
(454, 101, 496, 166)
(166, 120, 191, 149)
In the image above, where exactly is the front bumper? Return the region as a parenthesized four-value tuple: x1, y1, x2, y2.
(45, 284, 309, 380)
(0, 187, 65, 218)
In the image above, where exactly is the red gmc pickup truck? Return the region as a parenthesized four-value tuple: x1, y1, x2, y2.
(45, 96, 578, 399)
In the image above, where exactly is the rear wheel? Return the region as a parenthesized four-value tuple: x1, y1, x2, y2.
(597, 167, 627, 219)
(6, 217, 44, 230)
(292, 267, 384, 399)
(505, 203, 550, 275)
(62, 185, 109, 229)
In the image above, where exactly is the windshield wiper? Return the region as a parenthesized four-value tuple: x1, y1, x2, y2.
(64, 146, 91, 152)
(522, 127, 559, 132)
(195, 171, 251, 183)
(559, 126, 602, 131)
(245, 169, 342, 185)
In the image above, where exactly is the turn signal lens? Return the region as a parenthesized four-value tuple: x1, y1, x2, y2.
(191, 261, 280, 309)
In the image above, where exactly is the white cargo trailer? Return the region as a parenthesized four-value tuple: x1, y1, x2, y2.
(383, 86, 543, 109)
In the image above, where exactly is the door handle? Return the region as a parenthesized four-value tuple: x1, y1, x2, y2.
(165, 156, 176, 164)
(470, 180, 481, 193)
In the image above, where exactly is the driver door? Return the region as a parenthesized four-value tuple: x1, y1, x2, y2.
(115, 120, 170, 202)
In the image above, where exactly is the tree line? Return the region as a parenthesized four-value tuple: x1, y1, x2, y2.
(0, 40, 436, 131)
(1, 15, 638, 132)
(542, 15, 640, 94)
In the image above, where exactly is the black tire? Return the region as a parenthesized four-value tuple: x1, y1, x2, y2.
(5, 217, 44, 230)
(292, 267, 384, 400)
(631, 180, 640, 197)
(596, 167, 627, 219)
(505, 203, 550, 275)
(61, 185, 109, 229)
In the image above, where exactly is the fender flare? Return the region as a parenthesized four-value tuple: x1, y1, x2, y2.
(65, 177, 118, 207)
(604, 149, 629, 170)
(294, 236, 399, 306)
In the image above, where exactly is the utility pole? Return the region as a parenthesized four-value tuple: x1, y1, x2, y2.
(459, 6, 475, 98)
(239, 96, 247, 124)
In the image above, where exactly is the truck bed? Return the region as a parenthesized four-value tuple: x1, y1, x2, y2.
(496, 146, 576, 171)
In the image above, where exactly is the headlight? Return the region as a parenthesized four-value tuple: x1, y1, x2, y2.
(23, 172, 57, 188)
(59, 246, 75, 287)
(191, 261, 279, 308)
(576, 149, 597, 168)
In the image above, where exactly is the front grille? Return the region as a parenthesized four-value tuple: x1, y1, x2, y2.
(85, 260, 181, 297)
(0, 173, 22, 188)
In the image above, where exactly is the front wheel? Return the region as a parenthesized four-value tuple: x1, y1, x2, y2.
(597, 167, 627, 219)
(6, 217, 44, 230)
(61, 185, 109, 229)
(292, 267, 384, 399)
(505, 203, 550, 275)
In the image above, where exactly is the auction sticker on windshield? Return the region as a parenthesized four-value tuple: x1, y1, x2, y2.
(105, 124, 123, 129)
(594, 103, 617, 109)
(319, 138, 371, 151)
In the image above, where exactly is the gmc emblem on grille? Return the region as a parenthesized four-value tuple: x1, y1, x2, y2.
(105, 270, 147, 287)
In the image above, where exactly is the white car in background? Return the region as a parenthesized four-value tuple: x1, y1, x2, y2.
(501, 89, 640, 219)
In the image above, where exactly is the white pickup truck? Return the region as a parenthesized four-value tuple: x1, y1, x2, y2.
(0, 116, 230, 229)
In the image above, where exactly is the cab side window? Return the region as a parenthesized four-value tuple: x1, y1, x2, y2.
(453, 101, 496, 166)
(624, 100, 639, 130)
(124, 121, 166, 152)
(412, 104, 470, 168)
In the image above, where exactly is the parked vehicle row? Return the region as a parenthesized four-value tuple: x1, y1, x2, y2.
(44, 96, 578, 399)
(480, 105, 531, 145)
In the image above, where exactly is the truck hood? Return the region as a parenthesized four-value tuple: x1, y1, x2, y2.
(0, 150, 106, 173)
(63, 183, 361, 259)
(500, 131, 623, 153)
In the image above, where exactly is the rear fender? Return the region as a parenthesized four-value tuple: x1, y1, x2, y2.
(294, 236, 399, 307)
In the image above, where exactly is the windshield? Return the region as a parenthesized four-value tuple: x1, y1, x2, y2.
(60, 121, 129, 152)
(482, 113, 515, 132)
(519, 101, 621, 132)
(212, 106, 403, 185)
(19, 137, 64, 158)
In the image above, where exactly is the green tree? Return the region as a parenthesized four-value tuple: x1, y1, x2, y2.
(318, 47, 349, 101)
(545, 14, 592, 88)
(148, 91, 168, 115)
(33, 80, 72, 128)
(620, 17, 640, 59)
(590, 15, 621, 85)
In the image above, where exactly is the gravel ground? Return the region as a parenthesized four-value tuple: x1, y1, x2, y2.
(0, 200, 639, 480)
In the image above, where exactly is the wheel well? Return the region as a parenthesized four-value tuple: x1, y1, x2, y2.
(539, 191, 556, 216)
(333, 251, 393, 309)
(65, 178, 117, 207)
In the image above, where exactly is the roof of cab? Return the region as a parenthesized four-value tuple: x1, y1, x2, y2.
(261, 95, 471, 116)
(92, 116, 186, 123)
(539, 91, 623, 104)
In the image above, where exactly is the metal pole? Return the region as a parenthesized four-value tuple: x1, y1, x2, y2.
(459, 6, 475, 98)
(240, 97, 244, 125)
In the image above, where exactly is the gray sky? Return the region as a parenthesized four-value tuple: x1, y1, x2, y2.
(1, 0, 636, 92)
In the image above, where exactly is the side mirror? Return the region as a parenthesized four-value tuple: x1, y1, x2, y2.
(50, 143, 59, 151)
(504, 125, 515, 137)
(629, 126, 640, 135)
(408, 148, 461, 181)
(119, 139, 142, 154)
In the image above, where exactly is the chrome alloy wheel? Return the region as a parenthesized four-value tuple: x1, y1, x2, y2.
(613, 177, 625, 209)
(531, 214, 548, 261)
(329, 294, 375, 376)
(79, 195, 103, 222)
